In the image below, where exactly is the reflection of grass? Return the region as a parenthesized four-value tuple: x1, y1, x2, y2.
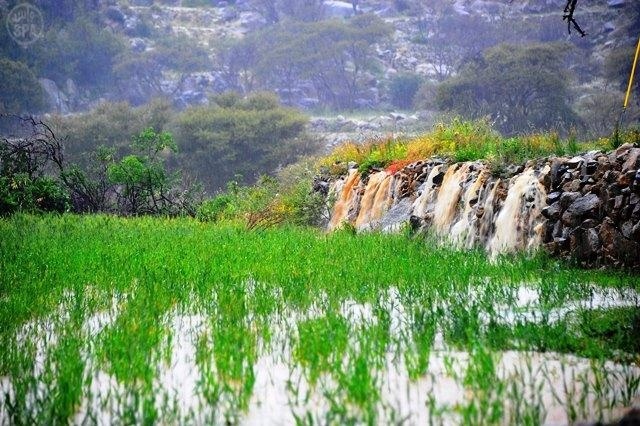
(0, 214, 639, 423)
(461, 307, 640, 361)
(295, 313, 349, 385)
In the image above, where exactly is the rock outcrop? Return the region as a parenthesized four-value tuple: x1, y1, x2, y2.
(320, 144, 640, 268)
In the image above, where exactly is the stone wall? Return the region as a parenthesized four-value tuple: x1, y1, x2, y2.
(321, 143, 640, 269)
(542, 143, 640, 268)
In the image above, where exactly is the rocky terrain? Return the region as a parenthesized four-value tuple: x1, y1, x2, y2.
(39, 0, 634, 115)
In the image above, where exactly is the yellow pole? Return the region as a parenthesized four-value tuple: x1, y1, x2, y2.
(623, 36, 640, 109)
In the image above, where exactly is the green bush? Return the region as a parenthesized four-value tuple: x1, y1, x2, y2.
(389, 73, 422, 110)
(196, 194, 233, 222)
(0, 59, 46, 115)
(172, 92, 318, 192)
(196, 159, 328, 228)
(0, 175, 69, 215)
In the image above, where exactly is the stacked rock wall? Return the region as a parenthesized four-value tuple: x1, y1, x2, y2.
(322, 143, 640, 269)
(542, 144, 640, 268)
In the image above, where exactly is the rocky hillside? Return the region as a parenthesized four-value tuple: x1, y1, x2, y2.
(38, 0, 635, 116)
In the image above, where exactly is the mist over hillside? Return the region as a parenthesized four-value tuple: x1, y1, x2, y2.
(1, 0, 639, 191)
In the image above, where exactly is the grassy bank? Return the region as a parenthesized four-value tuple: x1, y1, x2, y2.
(0, 215, 639, 424)
(317, 119, 638, 177)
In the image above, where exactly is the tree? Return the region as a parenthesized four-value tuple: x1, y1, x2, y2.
(108, 128, 186, 215)
(216, 14, 390, 109)
(247, 0, 324, 24)
(114, 33, 212, 105)
(0, 59, 46, 115)
(423, 8, 506, 82)
(32, 16, 126, 88)
(0, 116, 69, 215)
(436, 43, 578, 135)
(51, 99, 173, 164)
(172, 92, 318, 192)
(389, 73, 422, 110)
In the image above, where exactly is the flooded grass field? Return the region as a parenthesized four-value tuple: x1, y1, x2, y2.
(1, 215, 639, 425)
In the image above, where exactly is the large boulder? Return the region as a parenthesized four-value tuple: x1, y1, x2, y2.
(323, 1, 355, 18)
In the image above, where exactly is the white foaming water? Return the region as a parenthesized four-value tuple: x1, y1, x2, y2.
(488, 166, 549, 255)
(328, 161, 552, 255)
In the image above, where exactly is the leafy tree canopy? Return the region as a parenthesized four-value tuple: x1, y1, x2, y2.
(436, 43, 578, 135)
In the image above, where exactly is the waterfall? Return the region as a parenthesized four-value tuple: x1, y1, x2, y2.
(326, 160, 550, 255)
(328, 170, 361, 231)
(488, 166, 549, 255)
(355, 171, 389, 229)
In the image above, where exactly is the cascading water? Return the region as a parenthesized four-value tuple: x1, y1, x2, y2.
(328, 170, 361, 231)
(326, 160, 550, 255)
(355, 171, 390, 229)
(488, 166, 549, 254)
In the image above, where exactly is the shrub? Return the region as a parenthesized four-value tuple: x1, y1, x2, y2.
(389, 73, 422, 110)
(197, 194, 233, 222)
(172, 92, 317, 192)
(0, 59, 46, 115)
(0, 175, 69, 215)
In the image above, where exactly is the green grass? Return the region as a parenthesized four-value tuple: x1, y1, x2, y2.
(317, 119, 626, 177)
(0, 214, 638, 424)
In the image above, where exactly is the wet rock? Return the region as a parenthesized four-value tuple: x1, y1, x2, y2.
(566, 193, 601, 217)
(546, 191, 561, 204)
(541, 202, 561, 220)
(621, 221, 635, 239)
(431, 171, 445, 185)
(580, 219, 598, 229)
(571, 227, 601, 262)
(560, 191, 580, 209)
(323, 0, 355, 18)
(622, 148, 640, 172)
(618, 170, 637, 187)
(563, 178, 582, 192)
(313, 179, 330, 195)
(567, 156, 583, 169)
(550, 160, 568, 188)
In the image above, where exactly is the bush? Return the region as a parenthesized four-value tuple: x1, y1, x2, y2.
(197, 159, 329, 228)
(172, 92, 318, 192)
(196, 193, 234, 222)
(0, 59, 46, 115)
(0, 175, 69, 215)
(389, 73, 422, 110)
(436, 43, 578, 135)
(0, 119, 69, 215)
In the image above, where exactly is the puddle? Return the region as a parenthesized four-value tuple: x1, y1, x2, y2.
(1, 285, 639, 425)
